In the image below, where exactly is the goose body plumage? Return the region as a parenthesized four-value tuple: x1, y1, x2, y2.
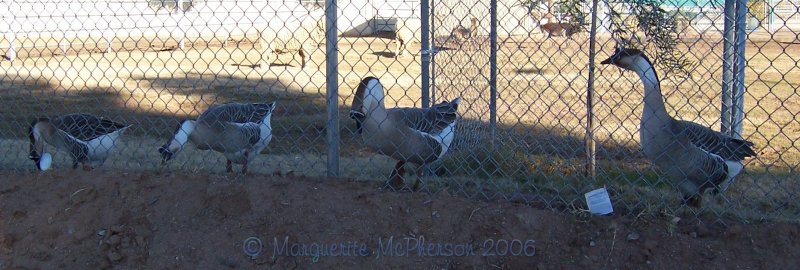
(159, 102, 275, 174)
(29, 113, 131, 171)
(350, 76, 460, 189)
(601, 48, 756, 207)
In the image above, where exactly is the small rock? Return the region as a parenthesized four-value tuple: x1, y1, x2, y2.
(609, 221, 620, 230)
(695, 223, 712, 238)
(135, 236, 146, 247)
(107, 235, 121, 246)
(724, 225, 743, 239)
(97, 230, 107, 237)
(108, 251, 123, 262)
(109, 225, 124, 234)
(589, 240, 596, 247)
(643, 239, 657, 254)
(627, 232, 640, 241)
(690, 232, 698, 238)
(98, 258, 111, 269)
(219, 257, 239, 268)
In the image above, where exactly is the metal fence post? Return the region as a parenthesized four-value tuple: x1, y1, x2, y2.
(325, 0, 339, 177)
(721, 0, 736, 135)
(430, 0, 436, 104)
(489, 0, 497, 139)
(768, 0, 775, 33)
(733, 0, 747, 139)
(176, 0, 185, 49)
(421, 0, 431, 108)
(585, 0, 600, 180)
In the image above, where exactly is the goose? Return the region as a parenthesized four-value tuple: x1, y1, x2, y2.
(349, 76, 461, 190)
(601, 47, 757, 207)
(159, 102, 275, 174)
(28, 113, 131, 171)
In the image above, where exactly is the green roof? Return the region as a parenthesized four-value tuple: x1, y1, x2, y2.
(663, 0, 724, 7)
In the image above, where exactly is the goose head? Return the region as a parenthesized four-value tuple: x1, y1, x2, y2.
(350, 76, 383, 134)
(28, 118, 53, 171)
(600, 47, 650, 71)
(159, 119, 196, 164)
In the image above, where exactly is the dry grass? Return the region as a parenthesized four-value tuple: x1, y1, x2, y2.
(1, 31, 798, 222)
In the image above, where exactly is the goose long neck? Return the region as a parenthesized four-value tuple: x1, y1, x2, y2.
(33, 121, 58, 143)
(30, 120, 60, 155)
(630, 57, 669, 122)
(362, 80, 387, 119)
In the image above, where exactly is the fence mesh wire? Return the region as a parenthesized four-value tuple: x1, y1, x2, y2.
(1, 0, 799, 223)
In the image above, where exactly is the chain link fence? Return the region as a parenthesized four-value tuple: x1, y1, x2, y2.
(1, 0, 798, 223)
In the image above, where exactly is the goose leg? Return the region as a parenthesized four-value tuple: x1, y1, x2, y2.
(226, 159, 233, 173)
(72, 160, 79, 169)
(241, 150, 250, 175)
(298, 47, 306, 69)
(395, 38, 405, 59)
(389, 161, 406, 189)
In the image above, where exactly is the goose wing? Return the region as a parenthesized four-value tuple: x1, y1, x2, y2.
(388, 98, 461, 135)
(674, 120, 756, 161)
(199, 103, 274, 124)
(53, 113, 129, 142)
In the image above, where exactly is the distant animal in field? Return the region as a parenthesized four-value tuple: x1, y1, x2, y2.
(540, 22, 583, 38)
(257, 8, 325, 68)
(350, 76, 461, 190)
(451, 17, 479, 48)
(159, 102, 276, 174)
(29, 113, 131, 171)
(393, 18, 418, 58)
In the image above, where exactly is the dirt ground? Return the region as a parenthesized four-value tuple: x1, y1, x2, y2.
(0, 170, 797, 269)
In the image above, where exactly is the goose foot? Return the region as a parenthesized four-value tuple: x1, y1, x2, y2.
(226, 160, 233, 173)
(82, 164, 93, 171)
(241, 150, 250, 175)
(72, 161, 79, 169)
(388, 161, 406, 190)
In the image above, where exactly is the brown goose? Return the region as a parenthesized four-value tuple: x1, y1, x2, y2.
(350, 76, 461, 189)
(601, 47, 757, 207)
(28, 113, 131, 171)
(159, 102, 276, 174)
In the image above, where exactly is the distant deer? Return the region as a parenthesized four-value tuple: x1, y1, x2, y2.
(540, 22, 583, 38)
(451, 17, 479, 48)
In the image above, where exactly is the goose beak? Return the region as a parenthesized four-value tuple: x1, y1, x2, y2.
(37, 153, 52, 171)
(158, 146, 173, 164)
(269, 101, 277, 113)
(349, 109, 365, 134)
(600, 56, 613, 65)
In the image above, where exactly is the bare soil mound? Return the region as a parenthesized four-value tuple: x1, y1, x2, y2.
(0, 170, 797, 269)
